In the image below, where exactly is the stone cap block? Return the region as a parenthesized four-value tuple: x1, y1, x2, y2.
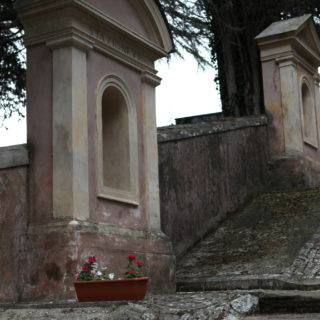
(0, 144, 29, 169)
(157, 115, 268, 143)
(256, 14, 312, 40)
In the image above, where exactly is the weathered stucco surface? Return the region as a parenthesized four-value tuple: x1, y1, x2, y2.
(158, 116, 270, 256)
(19, 222, 174, 301)
(14, 0, 175, 301)
(0, 145, 28, 302)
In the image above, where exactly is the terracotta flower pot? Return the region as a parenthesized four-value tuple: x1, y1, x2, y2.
(74, 277, 149, 302)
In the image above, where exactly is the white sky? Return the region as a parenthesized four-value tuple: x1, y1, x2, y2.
(0, 53, 221, 147)
(155, 53, 221, 126)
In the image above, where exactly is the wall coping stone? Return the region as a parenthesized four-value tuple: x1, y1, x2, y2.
(157, 115, 268, 143)
(0, 144, 29, 169)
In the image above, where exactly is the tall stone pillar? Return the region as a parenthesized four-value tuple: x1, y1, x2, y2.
(141, 72, 162, 232)
(16, 0, 175, 301)
(48, 38, 92, 220)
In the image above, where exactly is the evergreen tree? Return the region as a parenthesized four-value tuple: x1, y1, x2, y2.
(159, 0, 320, 116)
(1, 1, 320, 120)
(0, 0, 25, 123)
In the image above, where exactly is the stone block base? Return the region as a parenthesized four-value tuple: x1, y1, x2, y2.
(267, 155, 320, 192)
(18, 220, 175, 301)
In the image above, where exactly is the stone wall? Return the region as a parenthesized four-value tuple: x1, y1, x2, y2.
(2, 114, 318, 301)
(158, 116, 270, 256)
(0, 145, 28, 301)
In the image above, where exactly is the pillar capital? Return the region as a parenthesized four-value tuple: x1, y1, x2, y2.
(46, 34, 94, 52)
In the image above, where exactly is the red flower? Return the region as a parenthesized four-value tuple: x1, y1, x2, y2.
(135, 261, 144, 266)
(88, 256, 96, 262)
(127, 254, 136, 261)
(82, 264, 89, 270)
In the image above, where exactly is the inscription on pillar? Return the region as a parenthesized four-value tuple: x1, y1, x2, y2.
(89, 27, 145, 63)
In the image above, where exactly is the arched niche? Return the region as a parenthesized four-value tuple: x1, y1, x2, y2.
(300, 77, 318, 148)
(96, 75, 139, 205)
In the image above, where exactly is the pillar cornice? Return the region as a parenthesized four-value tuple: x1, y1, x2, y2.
(46, 33, 94, 52)
(141, 71, 162, 87)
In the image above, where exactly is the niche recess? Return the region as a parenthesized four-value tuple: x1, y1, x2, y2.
(96, 75, 139, 205)
(301, 78, 318, 148)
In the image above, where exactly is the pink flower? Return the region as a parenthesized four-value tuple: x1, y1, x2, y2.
(127, 254, 136, 261)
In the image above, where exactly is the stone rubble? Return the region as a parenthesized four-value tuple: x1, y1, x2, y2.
(230, 295, 259, 315)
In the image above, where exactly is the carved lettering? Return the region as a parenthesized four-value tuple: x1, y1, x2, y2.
(89, 27, 145, 63)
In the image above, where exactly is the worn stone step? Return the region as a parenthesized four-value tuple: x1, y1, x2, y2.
(259, 295, 320, 314)
(177, 277, 320, 292)
(247, 315, 320, 320)
(0, 292, 259, 320)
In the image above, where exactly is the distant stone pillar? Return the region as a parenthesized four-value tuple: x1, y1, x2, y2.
(256, 14, 320, 159)
(314, 74, 320, 120)
(277, 57, 303, 153)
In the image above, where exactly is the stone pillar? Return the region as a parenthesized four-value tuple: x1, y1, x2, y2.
(256, 14, 320, 158)
(277, 57, 303, 154)
(141, 72, 162, 232)
(16, 0, 175, 301)
(47, 37, 92, 220)
(314, 74, 320, 145)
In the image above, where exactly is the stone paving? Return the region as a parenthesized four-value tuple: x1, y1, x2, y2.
(286, 226, 320, 279)
(0, 292, 259, 320)
(177, 189, 320, 291)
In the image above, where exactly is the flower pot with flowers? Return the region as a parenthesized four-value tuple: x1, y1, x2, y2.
(73, 255, 149, 302)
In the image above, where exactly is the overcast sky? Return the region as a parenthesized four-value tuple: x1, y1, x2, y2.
(156, 53, 221, 126)
(0, 54, 221, 147)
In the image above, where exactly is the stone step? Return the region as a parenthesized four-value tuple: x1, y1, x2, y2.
(247, 315, 320, 320)
(177, 277, 320, 292)
(259, 293, 320, 314)
(0, 292, 258, 320)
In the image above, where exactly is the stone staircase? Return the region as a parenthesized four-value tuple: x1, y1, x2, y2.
(3, 189, 320, 319)
(175, 188, 320, 318)
(177, 189, 320, 291)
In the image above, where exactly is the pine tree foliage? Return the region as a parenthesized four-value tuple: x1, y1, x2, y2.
(159, 0, 320, 116)
(0, 1, 319, 120)
(159, 0, 211, 67)
(0, 0, 25, 123)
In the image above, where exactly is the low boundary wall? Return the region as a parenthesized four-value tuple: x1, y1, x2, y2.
(158, 116, 269, 255)
(0, 144, 29, 301)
